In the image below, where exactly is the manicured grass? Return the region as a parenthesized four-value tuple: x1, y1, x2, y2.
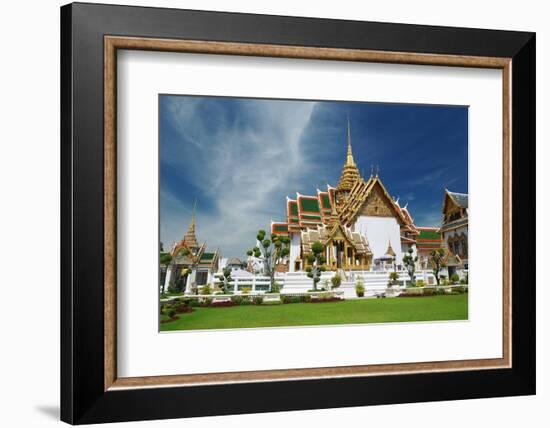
(159, 294, 468, 331)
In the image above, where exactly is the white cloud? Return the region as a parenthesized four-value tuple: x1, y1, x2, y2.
(160, 97, 317, 258)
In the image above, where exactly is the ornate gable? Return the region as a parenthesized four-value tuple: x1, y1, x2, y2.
(339, 177, 406, 226)
(359, 183, 396, 217)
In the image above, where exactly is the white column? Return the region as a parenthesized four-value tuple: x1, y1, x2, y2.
(185, 270, 196, 295)
(163, 266, 173, 291)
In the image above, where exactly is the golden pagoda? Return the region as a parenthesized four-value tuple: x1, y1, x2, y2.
(335, 117, 361, 201)
(182, 205, 199, 249)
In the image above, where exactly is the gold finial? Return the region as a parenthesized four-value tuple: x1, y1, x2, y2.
(190, 199, 197, 226)
(336, 116, 361, 194)
(346, 116, 356, 167)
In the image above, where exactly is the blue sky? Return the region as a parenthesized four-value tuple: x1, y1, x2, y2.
(160, 95, 468, 258)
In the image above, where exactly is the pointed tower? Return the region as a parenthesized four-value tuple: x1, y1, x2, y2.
(182, 200, 199, 248)
(336, 117, 361, 201)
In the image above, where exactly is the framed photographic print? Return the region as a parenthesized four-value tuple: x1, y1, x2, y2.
(61, 2, 536, 424)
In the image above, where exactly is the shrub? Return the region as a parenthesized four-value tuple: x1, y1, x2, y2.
(388, 272, 399, 286)
(200, 284, 212, 295)
(271, 282, 281, 293)
(424, 288, 436, 296)
(188, 298, 200, 307)
(252, 295, 264, 305)
(290, 296, 301, 304)
(281, 295, 293, 304)
(199, 297, 213, 306)
(168, 309, 176, 318)
(435, 287, 446, 295)
(401, 288, 423, 297)
(300, 294, 312, 303)
(231, 295, 244, 305)
(331, 275, 342, 288)
(355, 284, 365, 297)
(454, 285, 467, 294)
(416, 279, 425, 287)
(450, 273, 460, 284)
(241, 287, 251, 294)
(209, 300, 235, 307)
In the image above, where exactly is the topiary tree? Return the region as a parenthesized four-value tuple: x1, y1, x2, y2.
(402, 248, 418, 285)
(160, 253, 172, 265)
(355, 277, 365, 297)
(246, 229, 290, 292)
(429, 248, 446, 286)
(305, 241, 327, 291)
(217, 267, 233, 294)
(330, 274, 342, 289)
(388, 271, 399, 287)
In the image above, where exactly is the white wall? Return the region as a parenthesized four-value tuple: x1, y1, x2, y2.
(0, 1, 546, 428)
(355, 215, 403, 263)
(289, 232, 301, 272)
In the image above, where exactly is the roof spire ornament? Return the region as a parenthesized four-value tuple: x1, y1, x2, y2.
(385, 239, 396, 257)
(336, 116, 361, 193)
(183, 199, 199, 248)
(346, 115, 356, 167)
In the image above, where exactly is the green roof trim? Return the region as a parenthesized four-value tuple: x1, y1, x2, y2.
(273, 224, 288, 232)
(418, 230, 441, 240)
(299, 197, 320, 213)
(301, 214, 322, 220)
(289, 201, 298, 216)
(200, 252, 215, 261)
(320, 193, 332, 209)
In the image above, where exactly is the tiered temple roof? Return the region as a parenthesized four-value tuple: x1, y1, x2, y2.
(182, 210, 199, 249)
(268, 120, 438, 254)
(300, 223, 371, 257)
(171, 208, 219, 270)
(415, 227, 443, 253)
(441, 189, 469, 233)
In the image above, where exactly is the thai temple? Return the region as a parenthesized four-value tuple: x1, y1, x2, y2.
(269, 119, 428, 274)
(159, 120, 469, 296)
(162, 206, 220, 293)
(440, 189, 469, 275)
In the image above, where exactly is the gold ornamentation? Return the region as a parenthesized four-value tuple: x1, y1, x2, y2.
(359, 186, 394, 217)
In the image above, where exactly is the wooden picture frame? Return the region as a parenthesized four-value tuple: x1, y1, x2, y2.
(61, 2, 535, 424)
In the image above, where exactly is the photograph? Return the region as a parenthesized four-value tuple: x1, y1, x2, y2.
(158, 95, 470, 331)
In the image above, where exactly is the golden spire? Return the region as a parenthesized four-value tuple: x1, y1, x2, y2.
(190, 199, 197, 227)
(346, 116, 356, 167)
(183, 199, 198, 248)
(337, 117, 361, 193)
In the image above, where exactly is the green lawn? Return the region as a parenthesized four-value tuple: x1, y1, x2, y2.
(160, 294, 468, 331)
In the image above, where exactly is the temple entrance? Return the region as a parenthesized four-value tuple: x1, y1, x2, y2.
(334, 240, 345, 269)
